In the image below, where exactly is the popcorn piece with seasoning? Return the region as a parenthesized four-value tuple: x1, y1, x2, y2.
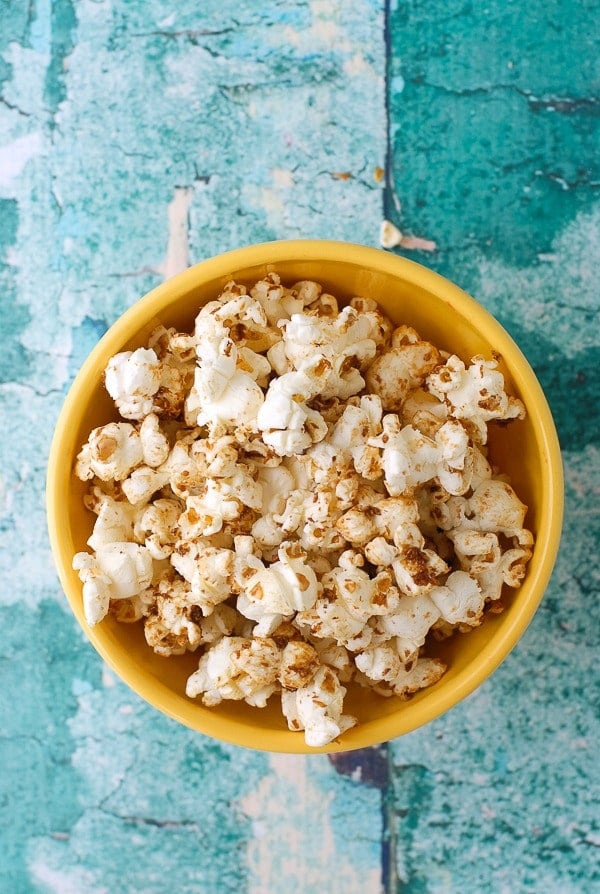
(281, 665, 357, 747)
(104, 347, 161, 420)
(186, 636, 281, 708)
(426, 354, 525, 444)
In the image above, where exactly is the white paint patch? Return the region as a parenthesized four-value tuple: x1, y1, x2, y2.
(343, 53, 371, 77)
(0, 474, 8, 517)
(311, 18, 340, 43)
(0, 133, 43, 190)
(161, 187, 193, 280)
(391, 74, 405, 95)
(102, 666, 116, 688)
(272, 168, 294, 190)
(240, 754, 382, 894)
(277, 3, 352, 54)
(255, 185, 287, 234)
(28, 858, 108, 894)
(1, 43, 48, 119)
(311, 0, 334, 16)
(157, 13, 176, 28)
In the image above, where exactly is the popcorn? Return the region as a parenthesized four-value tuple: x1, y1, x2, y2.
(434, 419, 473, 495)
(139, 413, 170, 467)
(134, 498, 182, 559)
(278, 306, 378, 400)
(355, 648, 446, 698)
(279, 640, 321, 690)
(451, 530, 533, 603)
(171, 542, 235, 616)
(73, 274, 534, 747)
(369, 593, 441, 662)
(349, 296, 394, 348)
(72, 552, 112, 626)
(177, 464, 262, 540)
(429, 570, 484, 627)
(104, 347, 161, 420)
(86, 490, 137, 552)
(281, 665, 357, 747)
(296, 552, 399, 650)
(185, 315, 265, 431)
(466, 479, 528, 536)
(235, 542, 320, 635)
(142, 576, 238, 657)
(369, 417, 440, 495)
(336, 494, 422, 548)
(365, 326, 441, 411)
(144, 586, 205, 656)
(75, 422, 143, 482)
(257, 356, 330, 456)
(250, 272, 306, 327)
(426, 354, 526, 444)
(186, 636, 281, 708)
(73, 542, 154, 626)
(391, 545, 449, 597)
(329, 394, 383, 478)
(147, 326, 196, 418)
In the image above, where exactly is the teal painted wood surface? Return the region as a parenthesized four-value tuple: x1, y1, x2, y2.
(0, 1, 598, 891)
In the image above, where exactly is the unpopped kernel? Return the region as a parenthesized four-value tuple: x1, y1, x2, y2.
(73, 273, 533, 747)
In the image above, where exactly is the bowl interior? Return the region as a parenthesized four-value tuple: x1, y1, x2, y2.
(48, 242, 563, 752)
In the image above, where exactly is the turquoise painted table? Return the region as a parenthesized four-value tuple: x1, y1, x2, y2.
(1, 1, 598, 891)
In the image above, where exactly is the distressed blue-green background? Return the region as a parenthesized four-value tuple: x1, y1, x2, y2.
(0, 1, 598, 891)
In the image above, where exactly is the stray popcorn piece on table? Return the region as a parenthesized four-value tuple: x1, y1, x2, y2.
(73, 272, 534, 747)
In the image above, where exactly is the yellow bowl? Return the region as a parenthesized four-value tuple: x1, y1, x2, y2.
(47, 240, 563, 753)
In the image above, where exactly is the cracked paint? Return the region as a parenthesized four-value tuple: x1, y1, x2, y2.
(388, 444, 600, 891)
(240, 754, 382, 893)
(385, 0, 599, 269)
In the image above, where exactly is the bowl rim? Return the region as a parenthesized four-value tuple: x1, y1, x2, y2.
(46, 239, 564, 752)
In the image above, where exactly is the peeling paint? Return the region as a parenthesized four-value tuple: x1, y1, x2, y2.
(240, 755, 383, 893)
(161, 186, 193, 279)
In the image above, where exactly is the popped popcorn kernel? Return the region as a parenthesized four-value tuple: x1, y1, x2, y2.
(76, 422, 144, 482)
(365, 328, 441, 411)
(186, 636, 280, 708)
(281, 665, 357, 747)
(73, 272, 534, 747)
(426, 354, 525, 444)
(105, 347, 161, 420)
